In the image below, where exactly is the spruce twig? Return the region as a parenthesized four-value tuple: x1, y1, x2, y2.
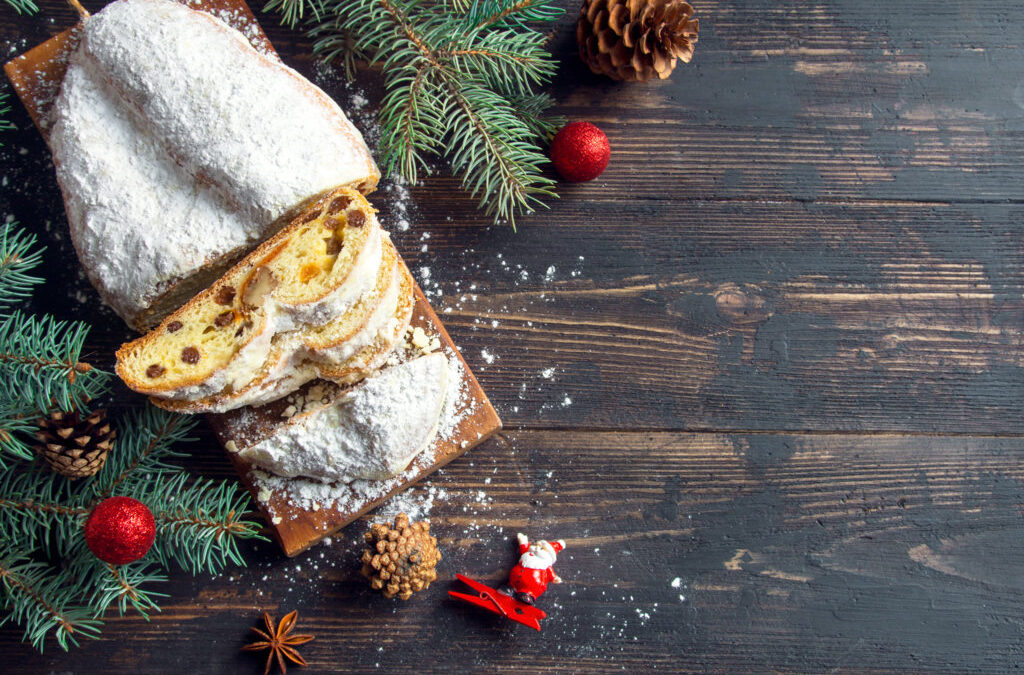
(262, 0, 324, 28)
(0, 400, 39, 465)
(0, 547, 102, 651)
(0, 220, 45, 309)
(86, 561, 167, 618)
(147, 473, 265, 575)
(0, 311, 111, 413)
(301, 0, 563, 227)
(90, 406, 196, 498)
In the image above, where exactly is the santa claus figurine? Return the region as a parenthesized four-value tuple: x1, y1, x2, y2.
(507, 533, 566, 605)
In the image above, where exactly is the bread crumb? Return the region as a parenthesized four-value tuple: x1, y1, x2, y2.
(410, 326, 429, 349)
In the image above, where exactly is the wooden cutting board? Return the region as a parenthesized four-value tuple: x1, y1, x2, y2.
(4, 0, 502, 557)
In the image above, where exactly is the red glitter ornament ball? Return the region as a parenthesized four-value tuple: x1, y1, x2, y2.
(549, 121, 610, 182)
(84, 496, 156, 565)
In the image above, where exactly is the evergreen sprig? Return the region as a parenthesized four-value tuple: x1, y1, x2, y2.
(0, 220, 45, 309)
(0, 400, 40, 465)
(300, 0, 563, 227)
(0, 311, 112, 413)
(0, 547, 103, 651)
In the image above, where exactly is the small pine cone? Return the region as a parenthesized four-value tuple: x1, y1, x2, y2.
(34, 408, 115, 479)
(361, 513, 441, 601)
(577, 0, 699, 82)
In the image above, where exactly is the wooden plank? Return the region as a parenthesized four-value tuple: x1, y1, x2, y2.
(3, 0, 500, 556)
(6, 192, 1024, 434)
(401, 198, 1024, 434)
(4, 429, 1024, 672)
(5, 0, 1024, 203)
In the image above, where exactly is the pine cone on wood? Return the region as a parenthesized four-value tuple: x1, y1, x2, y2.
(361, 513, 441, 600)
(35, 409, 114, 479)
(577, 0, 699, 82)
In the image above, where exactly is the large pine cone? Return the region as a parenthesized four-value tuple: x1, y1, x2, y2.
(361, 513, 441, 601)
(35, 409, 115, 479)
(577, 0, 699, 82)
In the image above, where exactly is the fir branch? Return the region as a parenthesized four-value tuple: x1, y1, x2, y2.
(0, 220, 45, 309)
(87, 560, 166, 618)
(440, 74, 556, 221)
(3, 0, 39, 15)
(464, 0, 564, 31)
(306, 0, 562, 227)
(441, 27, 557, 97)
(0, 466, 88, 553)
(90, 405, 197, 499)
(506, 91, 563, 140)
(0, 400, 39, 466)
(144, 473, 265, 575)
(377, 63, 449, 182)
(0, 547, 101, 652)
(0, 312, 112, 413)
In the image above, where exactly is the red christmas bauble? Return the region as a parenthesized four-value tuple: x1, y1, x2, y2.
(84, 496, 156, 565)
(550, 121, 610, 182)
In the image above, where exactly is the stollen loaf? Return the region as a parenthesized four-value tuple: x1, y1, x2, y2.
(50, 0, 379, 330)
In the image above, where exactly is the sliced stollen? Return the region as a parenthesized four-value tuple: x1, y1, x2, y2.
(115, 187, 383, 403)
(229, 353, 450, 483)
(50, 0, 379, 330)
(316, 261, 417, 385)
(155, 240, 410, 414)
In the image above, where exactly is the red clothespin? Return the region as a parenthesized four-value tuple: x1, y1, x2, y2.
(449, 574, 547, 631)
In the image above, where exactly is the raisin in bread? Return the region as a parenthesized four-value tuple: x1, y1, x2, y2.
(51, 0, 379, 330)
(230, 353, 449, 483)
(115, 187, 383, 402)
(153, 239, 414, 414)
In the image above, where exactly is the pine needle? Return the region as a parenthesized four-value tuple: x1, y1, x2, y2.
(262, 0, 325, 28)
(3, 0, 39, 15)
(0, 93, 14, 143)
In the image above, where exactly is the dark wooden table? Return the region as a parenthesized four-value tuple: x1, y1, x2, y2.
(4, 0, 1024, 672)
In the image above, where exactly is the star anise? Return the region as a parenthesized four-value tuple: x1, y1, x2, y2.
(241, 610, 315, 675)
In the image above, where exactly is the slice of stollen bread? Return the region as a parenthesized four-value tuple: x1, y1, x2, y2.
(230, 353, 449, 483)
(51, 0, 380, 330)
(116, 187, 382, 400)
(153, 240, 406, 414)
(315, 261, 417, 385)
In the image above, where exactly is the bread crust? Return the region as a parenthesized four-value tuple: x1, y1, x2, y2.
(51, 0, 380, 330)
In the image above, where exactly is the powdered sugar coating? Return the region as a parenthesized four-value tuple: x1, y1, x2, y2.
(247, 346, 477, 515)
(237, 353, 448, 482)
(52, 59, 254, 324)
(50, 0, 379, 328)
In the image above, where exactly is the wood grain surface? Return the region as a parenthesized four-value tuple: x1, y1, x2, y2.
(3, 0, 1024, 672)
